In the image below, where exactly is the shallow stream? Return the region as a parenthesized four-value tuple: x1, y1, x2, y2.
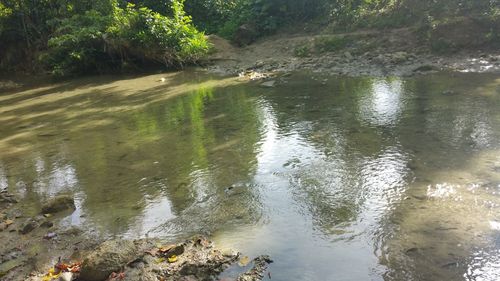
(1, 71, 500, 280)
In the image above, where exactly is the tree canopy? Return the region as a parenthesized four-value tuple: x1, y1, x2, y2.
(1, 0, 498, 75)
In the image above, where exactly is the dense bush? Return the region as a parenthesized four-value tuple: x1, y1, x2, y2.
(0, 0, 209, 76)
(183, 0, 500, 38)
(325, 0, 500, 29)
(185, 0, 329, 38)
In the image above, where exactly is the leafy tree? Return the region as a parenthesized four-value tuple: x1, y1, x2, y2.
(0, 0, 209, 75)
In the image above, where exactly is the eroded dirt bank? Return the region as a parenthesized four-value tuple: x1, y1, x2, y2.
(205, 28, 500, 78)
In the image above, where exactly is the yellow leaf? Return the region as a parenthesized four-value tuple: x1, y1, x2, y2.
(41, 271, 61, 281)
(167, 255, 178, 263)
(4, 219, 13, 226)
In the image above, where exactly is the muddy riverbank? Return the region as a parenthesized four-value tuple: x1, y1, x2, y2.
(204, 28, 500, 78)
(1, 191, 271, 281)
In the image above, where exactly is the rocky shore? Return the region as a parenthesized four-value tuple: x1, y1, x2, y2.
(0, 191, 271, 281)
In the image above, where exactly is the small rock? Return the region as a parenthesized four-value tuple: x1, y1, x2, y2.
(441, 261, 458, 268)
(391, 51, 408, 63)
(260, 80, 276, 88)
(344, 51, 353, 60)
(79, 240, 137, 281)
(166, 244, 185, 258)
(405, 247, 419, 255)
(9, 209, 23, 218)
(194, 236, 212, 248)
(59, 271, 73, 281)
(412, 195, 427, 200)
(442, 90, 458, 96)
(41, 195, 75, 214)
(0, 193, 18, 203)
(237, 255, 273, 281)
(413, 65, 439, 72)
(373, 54, 387, 65)
(221, 248, 238, 258)
(19, 218, 38, 234)
(43, 232, 57, 239)
(177, 276, 198, 281)
(40, 221, 54, 228)
(254, 61, 265, 68)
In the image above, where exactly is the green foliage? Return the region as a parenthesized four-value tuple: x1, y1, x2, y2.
(185, 0, 240, 34)
(0, 3, 12, 35)
(314, 36, 351, 53)
(430, 38, 456, 54)
(185, 0, 329, 39)
(183, 0, 500, 40)
(294, 45, 310, 57)
(43, 9, 112, 75)
(329, 0, 500, 29)
(0, 0, 209, 75)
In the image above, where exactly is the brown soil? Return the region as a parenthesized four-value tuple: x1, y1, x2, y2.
(205, 28, 500, 78)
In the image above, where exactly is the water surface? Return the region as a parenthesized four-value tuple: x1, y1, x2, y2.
(1, 71, 500, 280)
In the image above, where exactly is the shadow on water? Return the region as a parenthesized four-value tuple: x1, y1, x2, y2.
(1, 71, 500, 280)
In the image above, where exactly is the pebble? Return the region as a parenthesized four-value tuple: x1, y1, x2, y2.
(260, 80, 276, 88)
(59, 272, 73, 281)
(19, 219, 38, 234)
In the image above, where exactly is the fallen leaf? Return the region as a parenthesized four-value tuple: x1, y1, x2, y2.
(4, 219, 14, 226)
(238, 256, 250, 267)
(159, 244, 176, 253)
(167, 255, 178, 263)
(41, 268, 61, 281)
(68, 262, 81, 273)
(55, 263, 69, 272)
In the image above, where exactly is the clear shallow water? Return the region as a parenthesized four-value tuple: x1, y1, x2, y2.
(1, 71, 500, 280)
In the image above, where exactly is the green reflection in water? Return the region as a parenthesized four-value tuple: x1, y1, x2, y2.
(1, 71, 500, 280)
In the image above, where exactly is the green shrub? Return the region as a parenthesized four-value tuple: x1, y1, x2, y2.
(185, 0, 330, 39)
(294, 45, 310, 57)
(314, 36, 351, 53)
(42, 1, 209, 76)
(430, 38, 456, 54)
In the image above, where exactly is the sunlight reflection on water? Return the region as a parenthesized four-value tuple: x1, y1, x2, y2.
(1, 71, 500, 280)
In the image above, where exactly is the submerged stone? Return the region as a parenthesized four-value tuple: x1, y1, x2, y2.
(41, 195, 75, 214)
(19, 219, 38, 234)
(260, 80, 276, 88)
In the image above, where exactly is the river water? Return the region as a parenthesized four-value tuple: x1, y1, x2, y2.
(1, 71, 500, 280)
